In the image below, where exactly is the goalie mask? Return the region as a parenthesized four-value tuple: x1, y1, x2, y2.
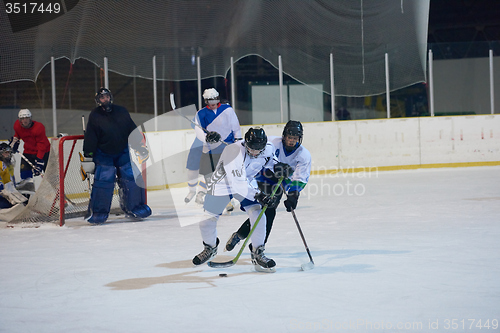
(282, 120, 303, 152)
(202, 88, 220, 106)
(0, 143, 14, 165)
(95, 87, 113, 112)
(244, 127, 267, 158)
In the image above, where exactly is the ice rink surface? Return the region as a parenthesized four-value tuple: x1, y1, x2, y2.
(1, 166, 499, 333)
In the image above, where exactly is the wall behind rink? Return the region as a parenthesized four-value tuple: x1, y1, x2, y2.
(143, 115, 500, 189)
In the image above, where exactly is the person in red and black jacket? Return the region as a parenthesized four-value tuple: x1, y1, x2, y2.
(12, 109, 50, 190)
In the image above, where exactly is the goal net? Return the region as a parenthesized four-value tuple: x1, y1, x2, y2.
(9, 136, 123, 226)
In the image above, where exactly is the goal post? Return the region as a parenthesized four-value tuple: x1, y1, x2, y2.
(9, 135, 146, 226)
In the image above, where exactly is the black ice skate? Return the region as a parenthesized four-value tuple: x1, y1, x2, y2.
(225, 232, 242, 252)
(250, 244, 276, 273)
(192, 238, 219, 265)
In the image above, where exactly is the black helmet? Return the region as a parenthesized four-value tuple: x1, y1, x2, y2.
(95, 87, 113, 112)
(0, 142, 13, 164)
(282, 120, 303, 152)
(244, 127, 267, 157)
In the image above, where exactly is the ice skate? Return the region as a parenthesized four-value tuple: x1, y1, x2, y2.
(225, 232, 242, 252)
(250, 244, 276, 273)
(195, 191, 206, 204)
(193, 238, 219, 265)
(16, 178, 35, 192)
(184, 190, 196, 203)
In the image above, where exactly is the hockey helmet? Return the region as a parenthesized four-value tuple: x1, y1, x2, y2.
(0, 142, 13, 163)
(95, 87, 113, 111)
(282, 120, 303, 152)
(244, 127, 267, 157)
(18, 109, 32, 119)
(202, 88, 220, 105)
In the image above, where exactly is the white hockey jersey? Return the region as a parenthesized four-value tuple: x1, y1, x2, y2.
(194, 104, 241, 154)
(266, 136, 311, 193)
(206, 141, 275, 201)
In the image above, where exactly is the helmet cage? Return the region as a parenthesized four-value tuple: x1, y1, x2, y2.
(95, 88, 114, 108)
(0, 143, 13, 163)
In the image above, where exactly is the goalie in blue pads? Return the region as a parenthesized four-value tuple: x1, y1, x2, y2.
(81, 88, 151, 224)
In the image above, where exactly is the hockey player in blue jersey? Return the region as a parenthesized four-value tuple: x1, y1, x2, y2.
(81, 88, 151, 224)
(192, 127, 292, 272)
(225, 120, 311, 251)
(184, 88, 241, 205)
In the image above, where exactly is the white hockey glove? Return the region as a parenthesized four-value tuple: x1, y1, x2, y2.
(0, 182, 28, 205)
(81, 157, 95, 174)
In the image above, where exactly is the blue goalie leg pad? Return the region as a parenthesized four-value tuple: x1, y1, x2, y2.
(87, 163, 117, 223)
(127, 204, 152, 219)
(86, 212, 109, 224)
(117, 166, 150, 218)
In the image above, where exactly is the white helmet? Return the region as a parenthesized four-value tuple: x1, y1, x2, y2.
(18, 109, 32, 119)
(202, 88, 220, 105)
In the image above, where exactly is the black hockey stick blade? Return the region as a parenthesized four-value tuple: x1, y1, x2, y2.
(207, 258, 237, 268)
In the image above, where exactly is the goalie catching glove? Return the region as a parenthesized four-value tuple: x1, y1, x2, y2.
(205, 131, 221, 144)
(255, 191, 279, 209)
(135, 145, 149, 164)
(80, 155, 95, 174)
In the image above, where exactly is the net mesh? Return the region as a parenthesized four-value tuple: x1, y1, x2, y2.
(9, 136, 122, 226)
(0, 0, 429, 96)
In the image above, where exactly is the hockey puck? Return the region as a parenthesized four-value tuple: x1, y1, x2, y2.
(219, 273, 228, 277)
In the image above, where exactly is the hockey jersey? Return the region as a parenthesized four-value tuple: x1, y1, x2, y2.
(256, 136, 312, 193)
(194, 103, 241, 154)
(206, 141, 275, 200)
(13, 120, 50, 160)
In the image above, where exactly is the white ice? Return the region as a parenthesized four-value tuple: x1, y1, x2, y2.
(1, 166, 499, 333)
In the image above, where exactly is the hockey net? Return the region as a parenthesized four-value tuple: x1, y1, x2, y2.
(9, 135, 123, 226)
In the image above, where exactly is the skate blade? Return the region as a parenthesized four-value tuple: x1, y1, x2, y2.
(253, 264, 276, 273)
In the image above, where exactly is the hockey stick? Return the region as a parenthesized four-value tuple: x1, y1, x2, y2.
(19, 153, 43, 176)
(169, 93, 231, 146)
(281, 184, 314, 271)
(207, 176, 284, 268)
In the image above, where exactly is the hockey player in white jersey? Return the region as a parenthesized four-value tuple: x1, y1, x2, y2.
(184, 88, 241, 204)
(192, 127, 292, 272)
(225, 120, 311, 251)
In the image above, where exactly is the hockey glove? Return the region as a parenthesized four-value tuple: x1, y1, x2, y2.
(33, 158, 44, 176)
(273, 162, 293, 179)
(81, 156, 95, 174)
(205, 131, 221, 144)
(284, 191, 299, 212)
(255, 191, 279, 209)
(136, 145, 149, 164)
(0, 182, 28, 205)
(9, 137, 20, 154)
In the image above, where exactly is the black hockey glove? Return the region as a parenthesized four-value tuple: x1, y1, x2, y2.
(206, 131, 221, 144)
(8, 137, 20, 154)
(284, 191, 299, 212)
(255, 191, 279, 209)
(34, 158, 44, 176)
(273, 162, 293, 179)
